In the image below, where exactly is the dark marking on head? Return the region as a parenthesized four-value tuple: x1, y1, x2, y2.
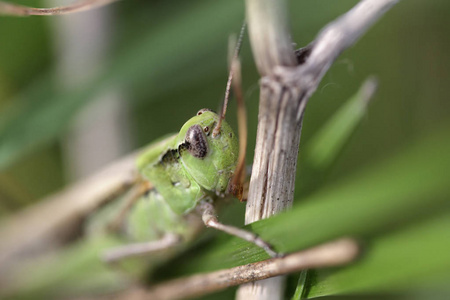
(229, 132, 233, 138)
(184, 124, 208, 158)
(197, 108, 214, 116)
(160, 149, 179, 166)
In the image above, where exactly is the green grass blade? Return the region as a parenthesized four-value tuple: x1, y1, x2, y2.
(307, 211, 450, 297)
(305, 77, 377, 172)
(291, 270, 309, 300)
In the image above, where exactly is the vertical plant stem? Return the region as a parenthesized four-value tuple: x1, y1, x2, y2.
(46, 0, 131, 180)
(238, 0, 302, 299)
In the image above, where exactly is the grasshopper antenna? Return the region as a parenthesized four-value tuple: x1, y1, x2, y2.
(229, 41, 248, 201)
(214, 23, 248, 201)
(212, 22, 246, 138)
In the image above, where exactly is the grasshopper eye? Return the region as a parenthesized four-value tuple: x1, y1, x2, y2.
(185, 124, 208, 158)
(203, 126, 209, 133)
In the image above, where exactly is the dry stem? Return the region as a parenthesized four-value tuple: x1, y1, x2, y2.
(0, 0, 119, 16)
(106, 238, 359, 300)
(240, 0, 399, 298)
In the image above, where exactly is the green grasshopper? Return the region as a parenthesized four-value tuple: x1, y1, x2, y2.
(0, 26, 278, 299)
(97, 106, 277, 264)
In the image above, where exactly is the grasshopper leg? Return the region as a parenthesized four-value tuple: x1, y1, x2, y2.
(102, 233, 181, 263)
(106, 180, 152, 232)
(199, 200, 280, 258)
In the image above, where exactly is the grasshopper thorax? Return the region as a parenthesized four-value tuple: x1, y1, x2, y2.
(177, 109, 239, 196)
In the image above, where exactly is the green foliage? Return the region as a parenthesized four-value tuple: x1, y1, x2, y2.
(0, 0, 449, 299)
(305, 78, 376, 172)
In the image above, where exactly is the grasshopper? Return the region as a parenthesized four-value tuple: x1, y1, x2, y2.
(0, 25, 278, 299)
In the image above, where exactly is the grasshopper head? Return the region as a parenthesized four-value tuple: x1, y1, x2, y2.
(177, 109, 239, 197)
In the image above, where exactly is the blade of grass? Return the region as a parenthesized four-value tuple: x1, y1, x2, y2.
(307, 210, 450, 297)
(305, 77, 377, 172)
(291, 269, 309, 300)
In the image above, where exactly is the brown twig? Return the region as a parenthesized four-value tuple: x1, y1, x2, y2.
(108, 238, 359, 300)
(0, 0, 119, 16)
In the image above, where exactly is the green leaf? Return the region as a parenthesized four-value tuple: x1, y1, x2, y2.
(307, 211, 450, 297)
(292, 270, 309, 300)
(305, 77, 377, 172)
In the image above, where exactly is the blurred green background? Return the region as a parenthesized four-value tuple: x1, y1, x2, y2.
(0, 0, 449, 299)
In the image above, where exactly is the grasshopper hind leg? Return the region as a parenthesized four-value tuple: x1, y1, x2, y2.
(101, 187, 192, 264)
(102, 233, 182, 263)
(105, 180, 152, 233)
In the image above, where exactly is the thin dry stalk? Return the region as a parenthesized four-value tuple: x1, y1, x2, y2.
(0, 0, 119, 16)
(105, 238, 359, 300)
